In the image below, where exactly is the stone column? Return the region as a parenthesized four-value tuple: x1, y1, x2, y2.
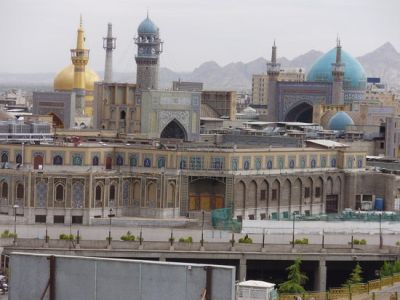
(239, 257, 247, 281)
(314, 259, 327, 291)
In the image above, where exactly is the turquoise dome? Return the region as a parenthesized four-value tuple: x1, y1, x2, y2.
(307, 47, 367, 90)
(328, 112, 354, 130)
(138, 17, 158, 34)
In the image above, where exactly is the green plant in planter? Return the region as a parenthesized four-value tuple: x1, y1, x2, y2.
(1, 230, 16, 238)
(121, 231, 135, 241)
(178, 236, 193, 243)
(238, 235, 253, 244)
(353, 239, 367, 245)
(293, 238, 309, 245)
(59, 233, 74, 241)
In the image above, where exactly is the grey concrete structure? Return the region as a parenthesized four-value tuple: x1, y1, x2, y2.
(385, 116, 400, 158)
(103, 23, 116, 83)
(9, 252, 235, 300)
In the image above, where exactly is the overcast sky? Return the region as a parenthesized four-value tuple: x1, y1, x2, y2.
(0, 0, 399, 74)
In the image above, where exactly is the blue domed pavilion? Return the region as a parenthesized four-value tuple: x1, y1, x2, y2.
(328, 111, 355, 130)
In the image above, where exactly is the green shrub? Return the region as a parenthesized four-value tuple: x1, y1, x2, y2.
(396, 241, 400, 246)
(178, 236, 193, 243)
(59, 233, 74, 241)
(294, 238, 309, 245)
(120, 231, 135, 241)
(239, 236, 253, 244)
(353, 239, 367, 245)
(0, 230, 16, 238)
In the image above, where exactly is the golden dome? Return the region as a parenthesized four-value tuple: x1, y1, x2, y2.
(53, 64, 100, 92)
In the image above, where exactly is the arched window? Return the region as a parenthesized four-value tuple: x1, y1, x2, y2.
(130, 156, 138, 167)
(331, 158, 337, 168)
(311, 159, 316, 168)
(53, 155, 63, 165)
(157, 157, 165, 169)
(180, 160, 187, 170)
(116, 155, 124, 166)
(16, 154, 22, 164)
(92, 156, 99, 166)
(109, 185, 116, 201)
(16, 184, 24, 199)
(144, 158, 151, 168)
(55, 185, 64, 201)
(95, 185, 102, 201)
(1, 153, 8, 163)
(1, 182, 8, 198)
(72, 181, 84, 208)
(72, 155, 82, 166)
(105, 157, 112, 170)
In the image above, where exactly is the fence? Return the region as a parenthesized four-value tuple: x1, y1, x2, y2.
(279, 273, 400, 300)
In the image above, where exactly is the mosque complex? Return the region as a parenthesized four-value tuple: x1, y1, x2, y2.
(0, 15, 399, 225)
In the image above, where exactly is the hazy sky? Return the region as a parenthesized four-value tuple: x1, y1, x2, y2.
(0, 0, 399, 74)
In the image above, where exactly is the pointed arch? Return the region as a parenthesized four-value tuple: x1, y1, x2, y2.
(1, 181, 8, 199)
(285, 102, 313, 122)
(235, 181, 246, 210)
(146, 181, 157, 208)
(160, 119, 187, 140)
(55, 184, 64, 202)
(133, 181, 141, 207)
(281, 179, 291, 208)
(292, 178, 302, 208)
(248, 180, 257, 209)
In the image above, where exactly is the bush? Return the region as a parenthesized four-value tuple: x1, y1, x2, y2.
(0, 230, 16, 238)
(353, 239, 367, 245)
(178, 236, 193, 243)
(239, 236, 253, 244)
(120, 231, 135, 241)
(294, 238, 309, 245)
(59, 233, 74, 241)
(396, 241, 400, 246)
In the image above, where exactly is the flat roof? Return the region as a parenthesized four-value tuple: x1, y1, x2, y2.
(306, 139, 349, 148)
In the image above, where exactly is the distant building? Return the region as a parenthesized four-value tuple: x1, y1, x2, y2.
(201, 91, 236, 120)
(172, 80, 203, 91)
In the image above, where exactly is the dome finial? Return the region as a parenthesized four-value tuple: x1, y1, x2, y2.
(336, 34, 341, 47)
(147, 9, 149, 19)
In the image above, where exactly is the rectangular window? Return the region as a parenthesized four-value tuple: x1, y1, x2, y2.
(272, 189, 277, 200)
(260, 213, 266, 220)
(304, 187, 310, 198)
(72, 216, 83, 224)
(35, 215, 46, 223)
(190, 157, 203, 170)
(260, 189, 266, 200)
(53, 215, 65, 224)
(236, 215, 242, 222)
(355, 195, 361, 210)
(210, 157, 224, 170)
(315, 187, 321, 198)
(248, 214, 255, 220)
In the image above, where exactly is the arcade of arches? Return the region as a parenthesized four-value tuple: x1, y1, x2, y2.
(234, 175, 342, 220)
(188, 177, 225, 212)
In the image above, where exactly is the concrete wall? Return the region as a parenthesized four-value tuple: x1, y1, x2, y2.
(10, 253, 235, 300)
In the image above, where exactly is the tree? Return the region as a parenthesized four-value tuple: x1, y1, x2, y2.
(380, 261, 393, 277)
(345, 263, 363, 287)
(279, 258, 308, 294)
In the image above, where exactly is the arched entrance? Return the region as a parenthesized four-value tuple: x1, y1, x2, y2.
(160, 119, 187, 140)
(285, 102, 313, 123)
(48, 112, 64, 128)
(188, 177, 225, 211)
(33, 154, 43, 170)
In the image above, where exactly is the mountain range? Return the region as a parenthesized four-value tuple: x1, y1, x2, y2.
(1, 42, 399, 91)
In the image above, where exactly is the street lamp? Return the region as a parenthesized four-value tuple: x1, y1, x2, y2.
(292, 212, 297, 248)
(108, 208, 114, 246)
(13, 204, 19, 245)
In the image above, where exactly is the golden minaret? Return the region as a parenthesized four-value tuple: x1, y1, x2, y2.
(70, 15, 89, 116)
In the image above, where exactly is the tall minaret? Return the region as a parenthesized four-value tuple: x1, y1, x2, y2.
(331, 38, 345, 105)
(103, 23, 116, 83)
(71, 16, 89, 116)
(266, 40, 281, 121)
(134, 13, 163, 90)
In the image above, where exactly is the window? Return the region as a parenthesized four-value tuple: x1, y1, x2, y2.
(72, 155, 82, 166)
(1, 182, 8, 198)
(95, 186, 102, 201)
(35, 215, 46, 223)
(355, 195, 361, 210)
(109, 185, 116, 201)
(130, 156, 138, 167)
(380, 142, 384, 149)
(190, 157, 202, 170)
(243, 160, 250, 170)
(255, 158, 262, 170)
(116, 155, 124, 166)
(144, 158, 152, 168)
(260, 213, 266, 220)
(53, 155, 63, 165)
(53, 215, 65, 224)
(267, 160, 273, 169)
(304, 187, 310, 198)
(55, 185, 64, 201)
(260, 189, 266, 200)
(272, 189, 277, 200)
(16, 184, 24, 199)
(92, 156, 99, 166)
(211, 157, 224, 170)
(1, 153, 8, 163)
(72, 216, 83, 224)
(16, 154, 22, 164)
(180, 159, 187, 169)
(157, 157, 166, 169)
(248, 214, 255, 220)
(311, 159, 316, 168)
(231, 159, 238, 171)
(236, 215, 242, 222)
(289, 160, 295, 169)
(315, 187, 321, 198)
(331, 158, 337, 168)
